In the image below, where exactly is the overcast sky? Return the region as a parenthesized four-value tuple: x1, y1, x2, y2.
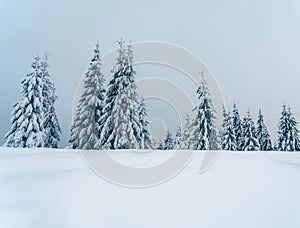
(1, 0, 300, 147)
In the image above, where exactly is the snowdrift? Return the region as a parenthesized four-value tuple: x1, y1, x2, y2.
(0, 147, 300, 227)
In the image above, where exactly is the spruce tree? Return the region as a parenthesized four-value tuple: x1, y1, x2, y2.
(4, 57, 45, 147)
(41, 55, 61, 148)
(257, 109, 272, 151)
(232, 103, 243, 150)
(138, 98, 153, 149)
(287, 107, 300, 151)
(69, 42, 106, 149)
(181, 114, 193, 149)
(163, 130, 174, 150)
(43, 102, 61, 148)
(221, 107, 237, 150)
(242, 111, 259, 151)
(174, 126, 183, 149)
(189, 72, 218, 150)
(277, 105, 300, 151)
(98, 40, 142, 149)
(68, 115, 80, 149)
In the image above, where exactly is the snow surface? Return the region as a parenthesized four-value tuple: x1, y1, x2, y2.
(0, 147, 300, 228)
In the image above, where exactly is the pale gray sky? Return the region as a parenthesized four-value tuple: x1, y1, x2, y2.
(1, 0, 300, 147)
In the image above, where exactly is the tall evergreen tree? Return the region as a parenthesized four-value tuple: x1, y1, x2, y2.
(232, 103, 244, 150)
(174, 126, 183, 149)
(98, 40, 142, 149)
(181, 114, 193, 149)
(68, 115, 79, 149)
(257, 109, 272, 151)
(189, 72, 218, 150)
(69, 42, 106, 149)
(221, 105, 227, 132)
(242, 111, 259, 151)
(163, 130, 174, 150)
(137, 98, 153, 149)
(43, 100, 61, 148)
(221, 107, 237, 150)
(287, 107, 300, 151)
(41, 55, 61, 148)
(277, 105, 300, 151)
(4, 57, 45, 147)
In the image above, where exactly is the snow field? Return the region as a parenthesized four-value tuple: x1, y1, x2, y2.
(0, 148, 300, 227)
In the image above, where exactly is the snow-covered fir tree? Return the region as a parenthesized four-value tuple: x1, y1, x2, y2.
(174, 126, 183, 149)
(189, 72, 219, 150)
(98, 40, 143, 149)
(221, 106, 237, 150)
(181, 114, 193, 149)
(41, 55, 61, 148)
(232, 103, 244, 150)
(43, 101, 61, 148)
(137, 98, 153, 149)
(221, 105, 226, 128)
(69, 42, 106, 149)
(163, 130, 174, 150)
(68, 116, 79, 149)
(242, 111, 259, 151)
(4, 57, 45, 147)
(256, 109, 272, 151)
(277, 105, 300, 151)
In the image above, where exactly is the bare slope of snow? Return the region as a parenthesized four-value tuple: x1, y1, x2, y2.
(0, 147, 300, 228)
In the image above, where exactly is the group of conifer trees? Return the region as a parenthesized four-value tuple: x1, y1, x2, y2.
(3, 40, 300, 151)
(4, 55, 61, 148)
(158, 103, 300, 151)
(69, 40, 153, 149)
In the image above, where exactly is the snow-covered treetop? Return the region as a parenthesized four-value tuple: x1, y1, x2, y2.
(91, 41, 101, 63)
(197, 71, 210, 99)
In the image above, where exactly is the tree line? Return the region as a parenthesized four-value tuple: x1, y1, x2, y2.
(3, 40, 300, 151)
(159, 103, 300, 151)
